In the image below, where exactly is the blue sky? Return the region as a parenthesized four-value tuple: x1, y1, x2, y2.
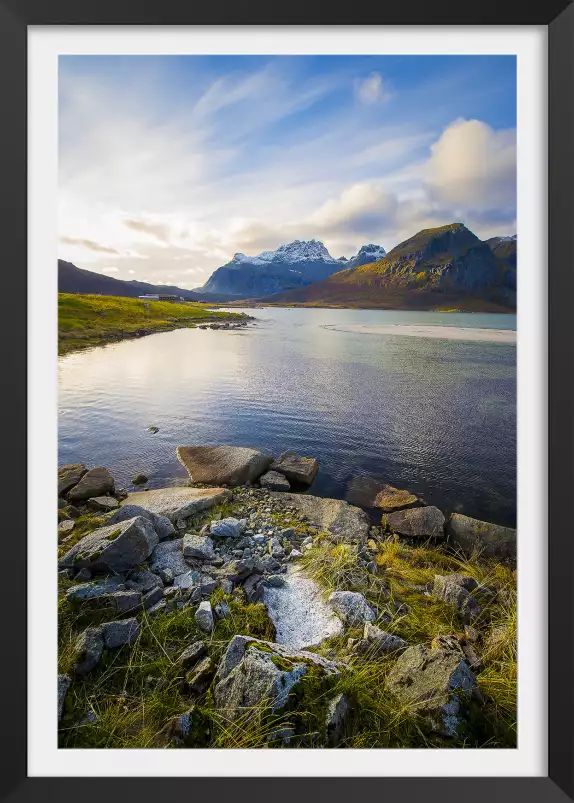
(59, 55, 517, 288)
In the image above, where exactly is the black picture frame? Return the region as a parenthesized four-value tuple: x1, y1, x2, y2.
(2, 2, 572, 802)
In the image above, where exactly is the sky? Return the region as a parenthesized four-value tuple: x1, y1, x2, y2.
(58, 55, 517, 289)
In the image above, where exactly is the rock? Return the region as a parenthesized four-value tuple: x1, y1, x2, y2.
(214, 601, 230, 619)
(387, 645, 478, 737)
(127, 569, 163, 592)
(271, 451, 319, 486)
(59, 516, 159, 573)
(74, 568, 92, 582)
(107, 590, 142, 613)
(216, 559, 256, 583)
(121, 486, 228, 522)
(58, 519, 75, 537)
(147, 600, 168, 617)
(67, 466, 115, 502)
(149, 538, 190, 576)
(432, 575, 481, 623)
(154, 709, 194, 747)
(148, 426, 160, 434)
(66, 576, 126, 603)
(176, 445, 272, 486)
(58, 674, 72, 722)
(447, 513, 516, 560)
(263, 565, 343, 649)
(328, 591, 376, 627)
(344, 475, 386, 507)
(243, 574, 264, 603)
(195, 600, 214, 632)
(74, 627, 104, 676)
(213, 635, 340, 721)
(183, 533, 216, 561)
(260, 471, 291, 492)
(289, 549, 303, 560)
(359, 622, 408, 655)
(58, 463, 87, 496)
(265, 574, 286, 588)
(173, 570, 201, 591)
(143, 586, 164, 608)
(270, 493, 370, 543)
(325, 693, 352, 747)
(385, 506, 445, 539)
(158, 567, 174, 585)
(87, 495, 120, 513)
(177, 640, 207, 669)
(431, 634, 466, 658)
(102, 617, 140, 648)
(210, 517, 244, 538)
(107, 504, 175, 541)
(132, 473, 148, 486)
(374, 485, 421, 513)
(186, 656, 214, 694)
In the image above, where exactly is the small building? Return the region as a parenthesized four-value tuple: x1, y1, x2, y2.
(137, 294, 183, 302)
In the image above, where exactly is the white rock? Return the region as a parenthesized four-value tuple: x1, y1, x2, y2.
(195, 600, 214, 633)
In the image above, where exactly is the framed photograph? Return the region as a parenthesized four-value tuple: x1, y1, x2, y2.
(2, 1, 573, 802)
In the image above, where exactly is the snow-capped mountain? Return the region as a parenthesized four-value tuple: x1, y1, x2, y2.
(198, 239, 387, 299)
(198, 240, 345, 298)
(345, 244, 387, 269)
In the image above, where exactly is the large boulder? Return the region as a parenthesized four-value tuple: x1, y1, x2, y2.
(385, 506, 445, 539)
(328, 591, 376, 627)
(67, 467, 115, 502)
(213, 635, 340, 721)
(59, 516, 158, 573)
(259, 471, 291, 492)
(387, 644, 478, 737)
(120, 486, 229, 522)
(58, 463, 87, 496)
(107, 504, 175, 541)
(345, 475, 421, 512)
(447, 513, 516, 560)
(271, 493, 370, 543)
(176, 445, 272, 487)
(271, 451, 319, 486)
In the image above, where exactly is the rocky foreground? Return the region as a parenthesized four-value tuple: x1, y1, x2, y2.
(57, 446, 517, 749)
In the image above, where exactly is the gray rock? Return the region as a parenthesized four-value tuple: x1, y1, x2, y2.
(147, 600, 168, 617)
(271, 451, 319, 487)
(387, 645, 478, 737)
(242, 574, 264, 603)
(432, 575, 481, 623)
(186, 656, 215, 694)
(58, 463, 87, 496)
(344, 475, 385, 507)
(173, 570, 201, 590)
(260, 471, 291, 492)
(59, 516, 158, 573)
(66, 576, 126, 603)
(385, 506, 445, 539)
(289, 549, 303, 560)
(216, 558, 256, 583)
(108, 504, 175, 542)
(158, 567, 174, 584)
(210, 517, 243, 538)
(68, 466, 115, 502)
(183, 533, 216, 561)
(270, 493, 370, 543)
(154, 709, 194, 747)
(195, 600, 214, 632)
(265, 574, 286, 588)
(74, 627, 104, 675)
(447, 513, 516, 560)
(127, 569, 163, 592)
(214, 635, 340, 721)
(328, 591, 376, 627)
(176, 445, 273, 486)
(58, 519, 75, 537)
(107, 590, 142, 613)
(58, 674, 72, 722)
(102, 617, 140, 648)
(74, 568, 91, 582)
(214, 601, 230, 619)
(121, 486, 229, 522)
(177, 640, 207, 669)
(143, 585, 164, 608)
(325, 693, 352, 746)
(359, 622, 408, 655)
(149, 538, 190, 576)
(87, 495, 120, 513)
(132, 473, 148, 486)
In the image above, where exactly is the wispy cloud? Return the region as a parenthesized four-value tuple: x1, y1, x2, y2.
(59, 236, 120, 255)
(355, 72, 391, 105)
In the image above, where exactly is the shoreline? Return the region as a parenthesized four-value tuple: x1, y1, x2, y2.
(322, 323, 517, 343)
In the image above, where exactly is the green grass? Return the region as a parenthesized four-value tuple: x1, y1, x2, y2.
(58, 293, 245, 355)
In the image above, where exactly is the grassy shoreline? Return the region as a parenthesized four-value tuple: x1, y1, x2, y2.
(58, 294, 248, 356)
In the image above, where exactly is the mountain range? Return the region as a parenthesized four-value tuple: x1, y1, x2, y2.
(58, 224, 516, 312)
(247, 224, 516, 312)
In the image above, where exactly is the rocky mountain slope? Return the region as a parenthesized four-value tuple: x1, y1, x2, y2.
(345, 244, 387, 269)
(197, 240, 346, 299)
(256, 224, 517, 312)
(58, 260, 230, 303)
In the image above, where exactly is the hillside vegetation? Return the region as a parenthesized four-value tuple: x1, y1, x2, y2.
(58, 294, 243, 355)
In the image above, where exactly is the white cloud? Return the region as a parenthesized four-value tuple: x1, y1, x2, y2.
(101, 267, 119, 273)
(355, 72, 390, 105)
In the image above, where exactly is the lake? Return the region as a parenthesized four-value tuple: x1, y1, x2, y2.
(58, 307, 517, 527)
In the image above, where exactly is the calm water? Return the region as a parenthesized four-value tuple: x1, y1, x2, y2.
(58, 308, 517, 526)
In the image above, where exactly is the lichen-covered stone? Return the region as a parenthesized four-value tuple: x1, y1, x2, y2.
(58, 463, 87, 497)
(328, 591, 376, 627)
(270, 493, 370, 543)
(387, 644, 477, 736)
(385, 506, 445, 539)
(447, 513, 516, 560)
(121, 486, 229, 522)
(108, 504, 175, 541)
(271, 451, 319, 486)
(59, 516, 158, 573)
